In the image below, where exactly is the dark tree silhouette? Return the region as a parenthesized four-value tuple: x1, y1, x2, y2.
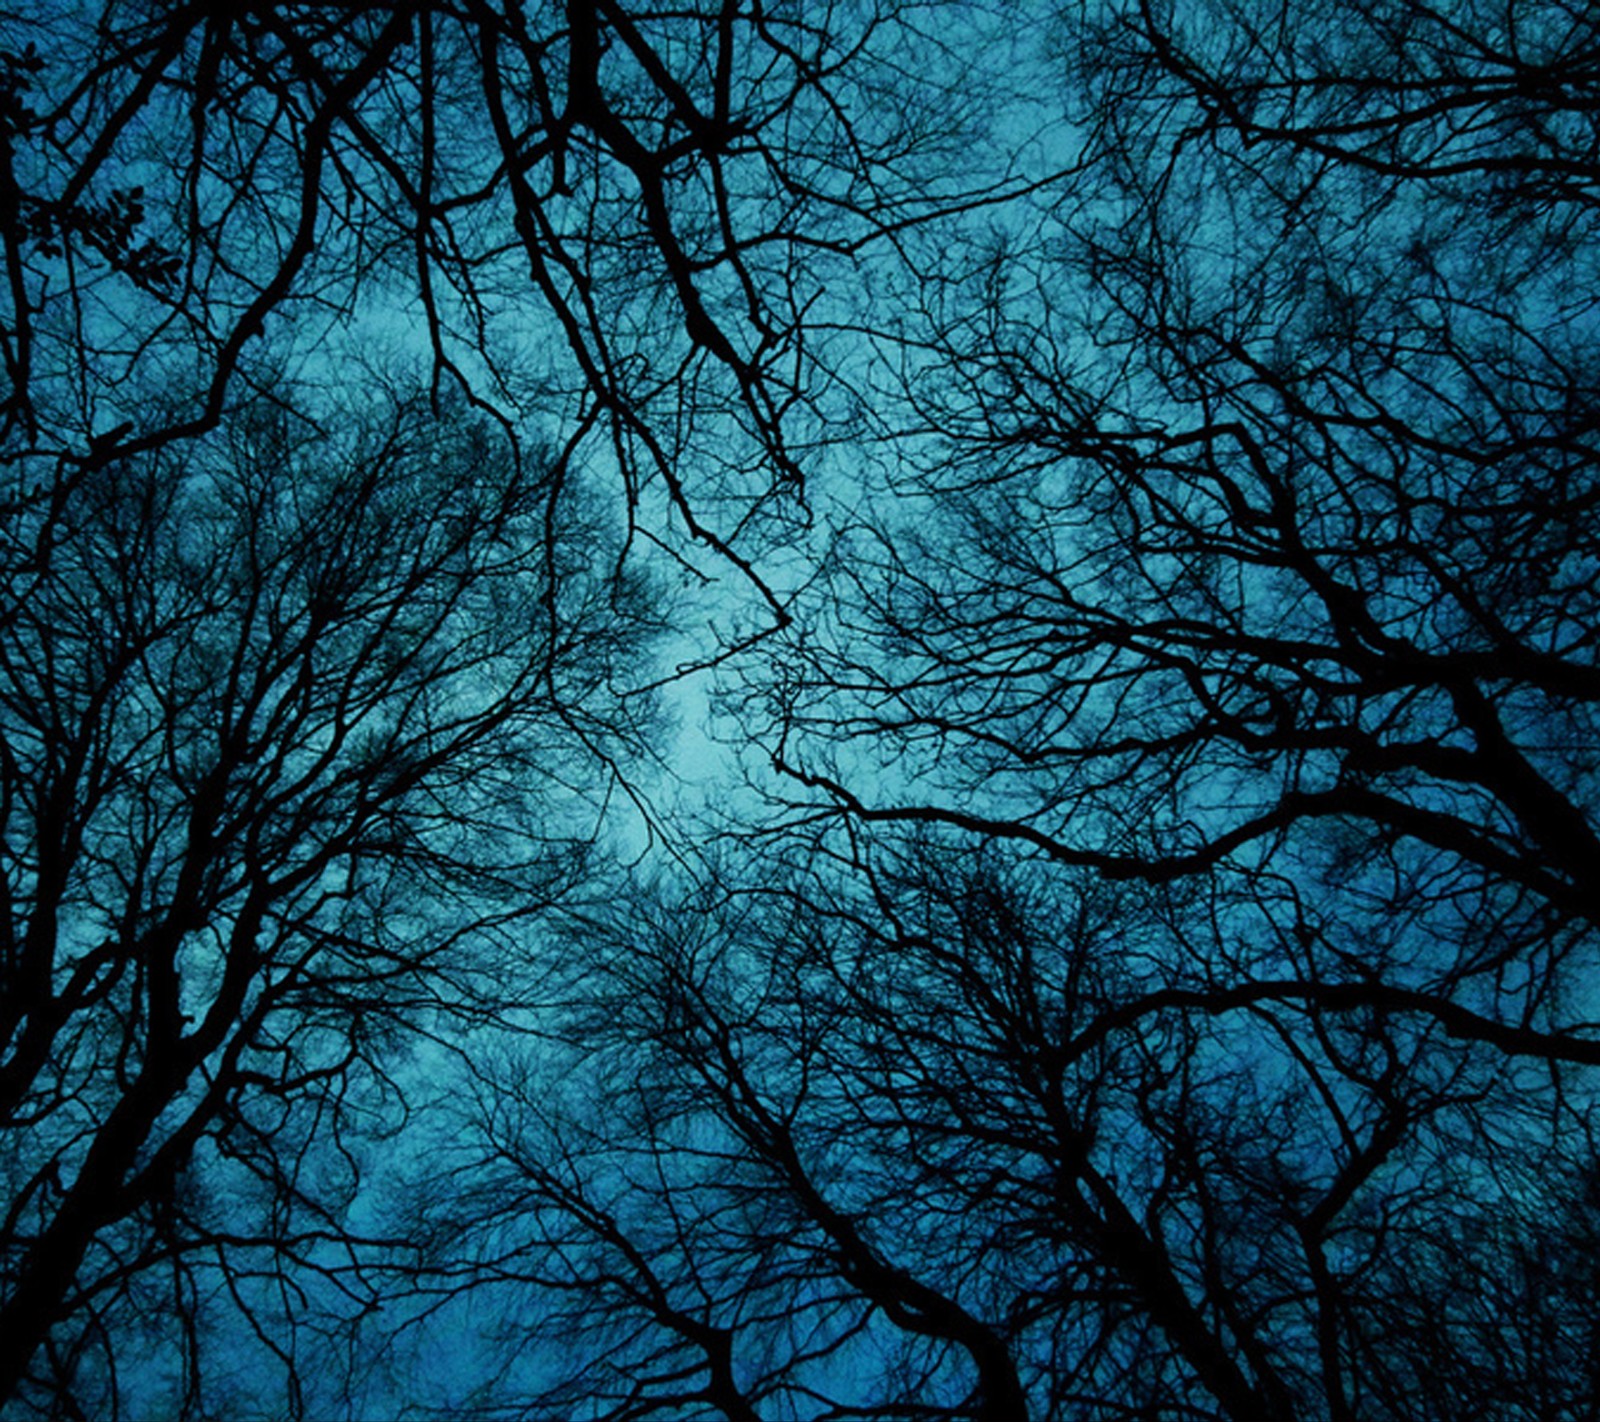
(773, 0, 1600, 938)
(0, 387, 657, 1416)
(0, 3, 1009, 1410)
(433, 838, 1600, 1419)
(7, 0, 1600, 1417)
(419, 1, 1600, 1418)
(749, 0, 1600, 1119)
(0, 1, 1019, 605)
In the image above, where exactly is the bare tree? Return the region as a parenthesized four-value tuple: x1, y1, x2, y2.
(730, 0, 1599, 1411)
(0, 384, 657, 1417)
(9, 0, 1600, 1415)
(775, 0, 1600, 928)
(421, 0, 1600, 1416)
(429, 833, 1600, 1419)
(1, 1, 1025, 610)
(0, 2, 1033, 1412)
(754, 0, 1600, 1115)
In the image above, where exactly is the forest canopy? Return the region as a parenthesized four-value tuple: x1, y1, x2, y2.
(2, 0, 1598, 1417)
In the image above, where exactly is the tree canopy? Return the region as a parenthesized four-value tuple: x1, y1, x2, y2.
(3, 0, 1599, 1417)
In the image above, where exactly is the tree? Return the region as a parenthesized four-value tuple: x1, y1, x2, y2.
(0, 0, 1018, 607)
(8, 0, 1600, 1416)
(0, 384, 658, 1417)
(746, 0, 1598, 1409)
(773, 0, 1600, 936)
(0, 1, 1015, 1411)
(421, 0, 1600, 1417)
(757, 0, 1600, 1169)
(432, 837, 1600, 1419)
